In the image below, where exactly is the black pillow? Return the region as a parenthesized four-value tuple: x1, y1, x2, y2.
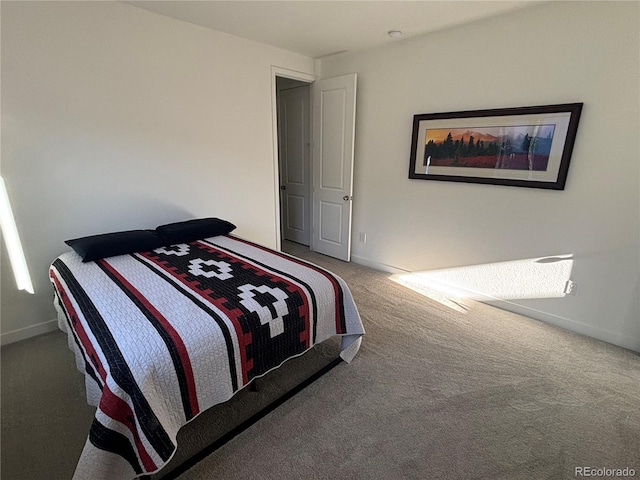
(156, 218, 236, 245)
(65, 230, 164, 262)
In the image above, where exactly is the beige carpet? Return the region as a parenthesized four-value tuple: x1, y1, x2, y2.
(2, 242, 639, 479)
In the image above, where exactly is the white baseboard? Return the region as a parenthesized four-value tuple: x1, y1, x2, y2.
(351, 254, 408, 275)
(1, 318, 59, 346)
(483, 298, 622, 346)
(350, 254, 639, 353)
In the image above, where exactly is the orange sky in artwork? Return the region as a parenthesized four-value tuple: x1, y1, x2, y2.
(425, 128, 489, 144)
(425, 128, 463, 143)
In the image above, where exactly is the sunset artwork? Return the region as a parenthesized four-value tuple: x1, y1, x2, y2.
(423, 124, 556, 171)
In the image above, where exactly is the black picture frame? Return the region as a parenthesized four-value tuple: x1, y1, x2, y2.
(408, 103, 583, 190)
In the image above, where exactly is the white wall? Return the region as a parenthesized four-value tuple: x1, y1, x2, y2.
(321, 1, 640, 351)
(0, 2, 314, 342)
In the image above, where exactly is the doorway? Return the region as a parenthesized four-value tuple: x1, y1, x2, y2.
(272, 68, 357, 261)
(276, 76, 312, 247)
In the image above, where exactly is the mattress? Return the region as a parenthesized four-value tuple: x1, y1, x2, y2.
(49, 235, 364, 479)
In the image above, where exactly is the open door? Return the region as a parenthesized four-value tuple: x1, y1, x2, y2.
(311, 74, 357, 261)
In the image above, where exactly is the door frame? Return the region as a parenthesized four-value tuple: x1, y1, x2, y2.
(270, 66, 316, 252)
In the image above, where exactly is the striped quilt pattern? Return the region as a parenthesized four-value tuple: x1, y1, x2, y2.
(49, 235, 364, 480)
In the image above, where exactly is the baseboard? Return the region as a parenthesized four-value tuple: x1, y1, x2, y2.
(351, 254, 408, 274)
(350, 254, 639, 353)
(482, 298, 623, 347)
(1, 318, 59, 346)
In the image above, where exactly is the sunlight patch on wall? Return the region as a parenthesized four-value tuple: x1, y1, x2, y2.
(390, 254, 573, 311)
(0, 176, 34, 294)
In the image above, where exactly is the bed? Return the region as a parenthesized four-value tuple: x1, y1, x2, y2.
(49, 226, 364, 480)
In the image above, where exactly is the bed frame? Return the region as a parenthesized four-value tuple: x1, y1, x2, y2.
(146, 357, 343, 479)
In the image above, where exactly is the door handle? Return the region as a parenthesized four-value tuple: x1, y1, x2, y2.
(280, 186, 286, 190)
(343, 195, 352, 201)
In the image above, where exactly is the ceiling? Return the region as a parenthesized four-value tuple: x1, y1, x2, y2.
(124, 1, 544, 58)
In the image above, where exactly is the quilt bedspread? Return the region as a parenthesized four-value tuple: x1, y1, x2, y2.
(49, 235, 364, 480)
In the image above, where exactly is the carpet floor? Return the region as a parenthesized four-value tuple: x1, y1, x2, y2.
(2, 241, 639, 479)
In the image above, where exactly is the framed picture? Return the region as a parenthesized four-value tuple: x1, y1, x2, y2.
(408, 103, 582, 189)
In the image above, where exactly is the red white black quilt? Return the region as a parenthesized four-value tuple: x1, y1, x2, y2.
(49, 235, 364, 480)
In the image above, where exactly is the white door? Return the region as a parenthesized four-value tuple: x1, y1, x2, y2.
(311, 74, 357, 261)
(278, 84, 311, 245)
